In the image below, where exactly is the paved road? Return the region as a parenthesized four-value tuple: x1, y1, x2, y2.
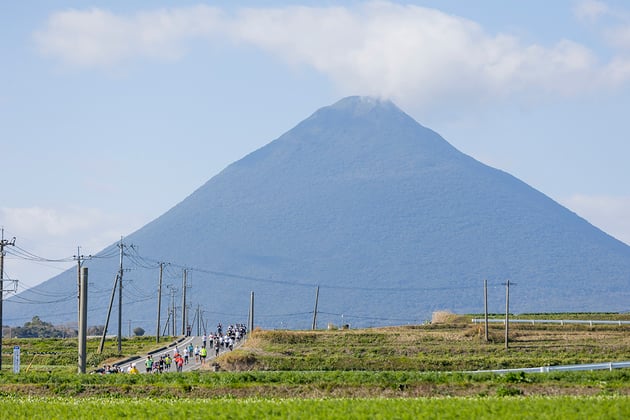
(115, 335, 242, 374)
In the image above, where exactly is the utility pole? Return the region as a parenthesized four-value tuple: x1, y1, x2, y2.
(196, 305, 201, 336)
(117, 238, 124, 354)
(162, 311, 171, 337)
(167, 285, 177, 337)
(78, 267, 88, 373)
(504, 280, 516, 350)
(189, 305, 197, 337)
(74, 247, 91, 334)
(98, 274, 118, 354)
(200, 309, 206, 335)
(312, 286, 320, 330)
(172, 304, 176, 337)
(0, 229, 16, 371)
(76, 247, 82, 333)
(249, 291, 255, 333)
(181, 269, 187, 336)
(156, 262, 164, 343)
(484, 279, 489, 342)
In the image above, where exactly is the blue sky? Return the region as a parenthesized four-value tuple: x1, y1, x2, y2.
(2, 0, 630, 291)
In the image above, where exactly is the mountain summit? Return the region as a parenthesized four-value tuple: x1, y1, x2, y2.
(7, 97, 630, 330)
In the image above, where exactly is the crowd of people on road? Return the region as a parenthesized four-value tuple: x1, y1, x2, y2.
(93, 323, 248, 374)
(92, 364, 123, 374)
(200, 323, 248, 362)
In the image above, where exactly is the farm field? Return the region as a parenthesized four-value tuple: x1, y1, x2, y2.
(217, 314, 630, 372)
(0, 335, 176, 373)
(0, 314, 629, 417)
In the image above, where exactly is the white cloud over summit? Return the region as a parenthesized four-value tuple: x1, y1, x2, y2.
(34, 2, 630, 109)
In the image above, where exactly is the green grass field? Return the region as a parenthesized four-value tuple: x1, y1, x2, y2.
(0, 335, 177, 373)
(1, 396, 628, 419)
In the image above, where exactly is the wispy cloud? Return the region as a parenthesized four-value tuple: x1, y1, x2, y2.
(574, 0, 630, 50)
(0, 206, 142, 257)
(604, 24, 630, 50)
(2, 206, 102, 236)
(34, 2, 630, 108)
(0, 206, 145, 286)
(573, 0, 610, 22)
(34, 6, 223, 68)
(560, 194, 630, 245)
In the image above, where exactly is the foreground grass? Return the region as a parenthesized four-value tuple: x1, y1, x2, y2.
(0, 396, 628, 419)
(0, 370, 628, 398)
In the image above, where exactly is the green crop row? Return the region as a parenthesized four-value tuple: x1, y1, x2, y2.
(1, 369, 629, 388)
(0, 396, 628, 419)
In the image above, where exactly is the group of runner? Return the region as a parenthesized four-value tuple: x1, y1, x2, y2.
(92, 364, 123, 374)
(143, 351, 186, 373)
(140, 323, 248, 373)
(200, 323, 248, 361)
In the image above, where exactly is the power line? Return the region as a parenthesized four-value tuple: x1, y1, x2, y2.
(122, 248, 484, 293)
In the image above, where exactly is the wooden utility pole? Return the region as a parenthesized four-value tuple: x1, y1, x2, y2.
(156, 262, 163, 343)
(181, 269, 187, 336)
(98, 274, 118, 354)
(76, 247, 82, 334)
(0, 230, 16, 371)
(167, 285, 177, 337)
(74, 248, 91, 333)
(78, 267, 88, 373)
(162, 311, 171, 337)
(312, 286, 320, 330)
(504, 279, 512, 350)
(196, 304, 201, 336)
(484, 279, 489, 342)
(200, 309, 206, 335)
(249, 291, 255, 333)
(117, 238, 124, 353)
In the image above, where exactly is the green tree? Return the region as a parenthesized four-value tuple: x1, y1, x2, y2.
(13, 316, 69, 338)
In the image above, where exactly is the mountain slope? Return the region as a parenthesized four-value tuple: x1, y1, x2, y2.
(6, 96, 630, 331)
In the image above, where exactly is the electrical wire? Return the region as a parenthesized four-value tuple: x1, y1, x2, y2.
(5, 245, 74, 263)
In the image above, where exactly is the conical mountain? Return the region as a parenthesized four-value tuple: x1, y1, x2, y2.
(6, 97, 630, 331)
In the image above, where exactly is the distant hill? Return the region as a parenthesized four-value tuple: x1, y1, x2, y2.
(6, 96, 630, 332)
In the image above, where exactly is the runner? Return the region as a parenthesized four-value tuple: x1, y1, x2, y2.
(145, 356, 153, 373)
(175, 353, 184, 372)
(200, 345, 207, 365)
(187, 343, 194, 361)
